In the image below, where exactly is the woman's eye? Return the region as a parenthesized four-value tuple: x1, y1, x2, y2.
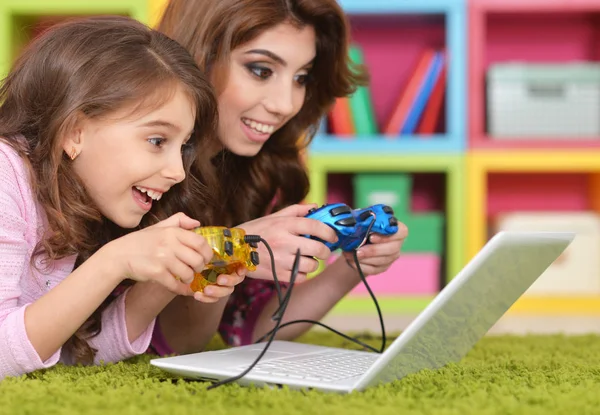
(295, 73, 310, 86)
(148, 137, 166, 147)
(247, 64, 272, 80)
(181, 142, 193, 153)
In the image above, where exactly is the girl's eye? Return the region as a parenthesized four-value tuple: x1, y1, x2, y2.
(148, 137, 166, 147)
(246, 64, 272, 80)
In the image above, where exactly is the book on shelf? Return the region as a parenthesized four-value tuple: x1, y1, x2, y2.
(325, 45, 447, 140)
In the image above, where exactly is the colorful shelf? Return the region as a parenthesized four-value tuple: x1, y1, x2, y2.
(3, 0, 600, 316)
(312, 0, 466, 154)
(468, 0, 600, 150)
(466, 149, 600, 260)
(0, 0, 149, 80)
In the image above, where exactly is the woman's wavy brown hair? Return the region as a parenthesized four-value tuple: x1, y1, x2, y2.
(0, 16, 219, 364)
(157, 0, 368, 226)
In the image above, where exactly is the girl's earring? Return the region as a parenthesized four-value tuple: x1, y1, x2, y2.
(69, 146, 78, 161)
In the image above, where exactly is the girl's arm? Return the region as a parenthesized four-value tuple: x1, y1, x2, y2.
(0, 148, 168, 378)
(250, 256, 361, 342)
(22, 253, 126, 362)
(0, 152, 131, 377)
(86, 278, 178, 364)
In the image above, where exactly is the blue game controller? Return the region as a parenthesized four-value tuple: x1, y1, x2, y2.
(353, 204, 399, 237)
(304, 203, 399, 251)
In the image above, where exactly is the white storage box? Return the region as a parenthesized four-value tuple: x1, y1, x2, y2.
(494, 211, 600, 296)
(487, 63, 600, 138)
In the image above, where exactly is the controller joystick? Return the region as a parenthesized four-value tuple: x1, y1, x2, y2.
(189, 226, 259, 293)
(353, 203, 399, 237)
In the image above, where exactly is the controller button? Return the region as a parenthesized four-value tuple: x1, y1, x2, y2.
(331, 205, 351, 216)
(383, 206, 394, 214)
(389, 217, 398, 227)
(224, 241, 233, 256)
(251, 251, 260, 265)
(308, 207, 317, 214)
(358, 211, 372, 221)
(223, 229, 232, 237)
(335, 217, 356, 227)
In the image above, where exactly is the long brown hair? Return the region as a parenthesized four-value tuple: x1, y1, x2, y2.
(157, 0, 368, 226)
(0, 15, 219, 364)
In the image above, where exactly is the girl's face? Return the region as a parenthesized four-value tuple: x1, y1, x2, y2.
(64, 85, 196, 228)
(215, 21, 316, 157)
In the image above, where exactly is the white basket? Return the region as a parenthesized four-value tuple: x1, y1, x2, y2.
(487, 62, 600, 139)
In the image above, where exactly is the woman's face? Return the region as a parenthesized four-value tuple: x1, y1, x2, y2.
(215, 21, 316, 157)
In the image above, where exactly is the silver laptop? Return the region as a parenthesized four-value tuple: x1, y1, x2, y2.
(151, 231, 574, 393)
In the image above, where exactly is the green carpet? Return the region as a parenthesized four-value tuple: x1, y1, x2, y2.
(2, 331, 600, 415)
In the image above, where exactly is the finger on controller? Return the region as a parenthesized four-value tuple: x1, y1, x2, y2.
(174, 226, 260, 293)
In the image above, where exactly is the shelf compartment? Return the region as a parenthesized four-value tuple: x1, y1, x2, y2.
(468, 1, 600, 148)
(314, 1, 466, 154)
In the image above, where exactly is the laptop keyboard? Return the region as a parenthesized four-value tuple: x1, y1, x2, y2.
(237, 350, 378, 382)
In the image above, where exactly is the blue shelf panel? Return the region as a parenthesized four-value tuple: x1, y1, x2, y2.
(309, 134, 465, 153)
(329, 1, 467, 153)
(338, 0, 464, 14)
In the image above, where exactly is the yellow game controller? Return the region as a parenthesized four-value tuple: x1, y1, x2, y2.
(189, 226, 260, 293)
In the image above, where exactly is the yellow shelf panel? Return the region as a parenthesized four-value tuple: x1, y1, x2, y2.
(507, 296, 600, 315)
(328, 296, 600, 316)
(468, 149, 600, 172)
(148, 0, 168, 28)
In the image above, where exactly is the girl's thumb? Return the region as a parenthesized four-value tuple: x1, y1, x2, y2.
(154, 212, 201, 230)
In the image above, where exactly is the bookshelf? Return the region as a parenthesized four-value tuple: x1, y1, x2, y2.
(465, 0, 600, 315)
(2, 0, 600, 317)
(312, 0, 466, 154)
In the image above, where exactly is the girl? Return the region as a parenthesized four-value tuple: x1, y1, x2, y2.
(153, 0, 408, 355)
(0, 15, 244, 380)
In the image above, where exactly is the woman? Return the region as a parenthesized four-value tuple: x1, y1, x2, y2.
(152, 0, 408, 355)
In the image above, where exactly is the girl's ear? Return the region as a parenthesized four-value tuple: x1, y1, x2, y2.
(61, 113, 85, 161)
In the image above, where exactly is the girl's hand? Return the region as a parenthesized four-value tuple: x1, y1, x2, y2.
(342, 222, 409, 276)
(191, 266, 247, 303)
(239, 204, 338, 283)
(101, 213, 215, 296)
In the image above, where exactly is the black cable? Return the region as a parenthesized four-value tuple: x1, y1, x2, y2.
(244, 235, 283, 304)
(206, 246, 300, 390)
(207, 218, 387, 389)
(253, 217, 387, 354)
(253, 249, 386, 354)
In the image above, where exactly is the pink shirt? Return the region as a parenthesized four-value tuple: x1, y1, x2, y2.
(0, 141, 155, 380)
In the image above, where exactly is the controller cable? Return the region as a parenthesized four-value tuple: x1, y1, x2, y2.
(207, 217, 386, 390)
(253, 217, 386, 353)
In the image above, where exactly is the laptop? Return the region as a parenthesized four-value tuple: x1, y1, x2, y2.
(150, 231, 574, 393)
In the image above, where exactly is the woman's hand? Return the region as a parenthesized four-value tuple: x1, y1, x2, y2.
(239, 204, 338, 283)
(100, 212, 245, 301)
(341, 222, 409, 276)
